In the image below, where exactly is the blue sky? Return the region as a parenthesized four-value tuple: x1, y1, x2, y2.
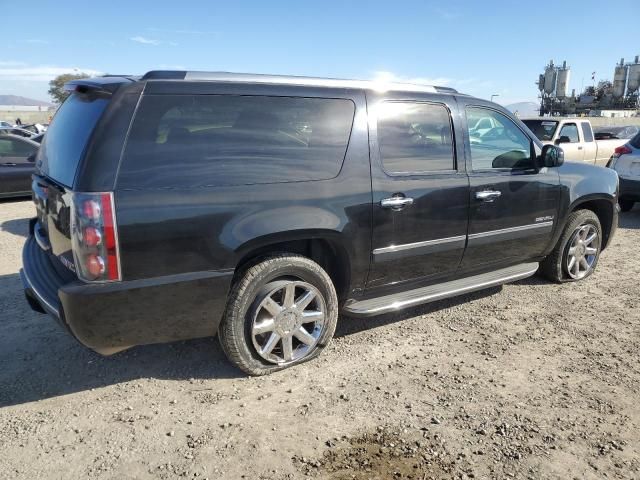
(1, 0, 637, 105)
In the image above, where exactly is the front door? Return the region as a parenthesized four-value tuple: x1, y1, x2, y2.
(459, 104, 560, 270)
(367, 96, 469, 289)
(0, 136, 37, 195)
(557, 122, 584, 161)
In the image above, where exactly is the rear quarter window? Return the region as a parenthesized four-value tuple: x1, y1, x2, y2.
(118, 94, 355, 188)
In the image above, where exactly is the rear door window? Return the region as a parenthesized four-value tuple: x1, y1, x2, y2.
(0, 137, 37, 159)
(118, 95, 356, 188)
(377, 102, 455, 174)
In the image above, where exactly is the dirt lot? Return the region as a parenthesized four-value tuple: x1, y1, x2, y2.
(0, 198, 639, 480)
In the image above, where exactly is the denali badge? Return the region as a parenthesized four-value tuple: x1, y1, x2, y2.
(535, 216, 554, 222)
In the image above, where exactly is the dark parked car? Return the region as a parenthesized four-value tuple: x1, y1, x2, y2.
(29, 133, 45, 144)
(0, 133, 39, 198)
(18, 123, 48, 135)
(594, 125, 639, 141)
(21, 71, 619, 375)
(0, 126, 36, 138)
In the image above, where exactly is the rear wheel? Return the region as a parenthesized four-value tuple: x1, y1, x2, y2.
(619, 199, 635, 212)
(540, 210, 602, 283)
(218, 254, 338, 375)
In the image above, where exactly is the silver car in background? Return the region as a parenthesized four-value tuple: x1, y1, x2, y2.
(608, 132, 640, 212)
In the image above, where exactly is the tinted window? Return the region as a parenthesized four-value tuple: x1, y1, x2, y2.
(377, 102, 454, 174)
(37, 93, 109, 187)
(581, 122, 594, 142)
(522, 120, 558, 141)
(559, 123, 579, 143)
(119, 95, 355, 188)
(466, 107, 533, 170)
(631, 132, 640, 149)
(0, 137, 37, 159)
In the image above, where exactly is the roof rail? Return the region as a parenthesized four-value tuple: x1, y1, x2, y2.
(141, 71, 187, 80)
(139, 70, 460, 94)
(434, 86, 459, 94)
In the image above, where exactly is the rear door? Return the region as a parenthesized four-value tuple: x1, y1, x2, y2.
(459, 103, 560, 270)
(0, 136, 37, 195)
(580, 121, 597, 164)
(366, 94, 469, 289)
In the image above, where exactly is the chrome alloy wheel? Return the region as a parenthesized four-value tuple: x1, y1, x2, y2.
(251, 281, 326, 365)
(565, 224, 599, 280)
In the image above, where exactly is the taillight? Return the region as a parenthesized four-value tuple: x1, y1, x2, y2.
(613, 145, 632, 157)
(71, 192, 121, 282)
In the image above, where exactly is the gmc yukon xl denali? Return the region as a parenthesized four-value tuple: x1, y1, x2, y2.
(21, 71, 619, 375)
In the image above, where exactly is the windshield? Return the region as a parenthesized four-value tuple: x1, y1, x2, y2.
(522, 120, 558, 142)
(37, 93, 109, 187)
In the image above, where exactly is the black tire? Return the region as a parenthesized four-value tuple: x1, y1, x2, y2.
(619, 199, 634, 212)
(218, 254, 338, 376)
(540, 209, 602, 283)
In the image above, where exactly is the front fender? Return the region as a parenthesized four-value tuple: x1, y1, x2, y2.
(558, 162, 618, 205)
(547, 163, 619, 251)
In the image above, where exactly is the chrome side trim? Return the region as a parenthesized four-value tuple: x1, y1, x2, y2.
(373, 235, 467, 255)
(468, 221, 553, 240)
(344, 263, 539, 317)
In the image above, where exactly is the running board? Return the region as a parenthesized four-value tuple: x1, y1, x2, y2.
(343, 263, 539, 317)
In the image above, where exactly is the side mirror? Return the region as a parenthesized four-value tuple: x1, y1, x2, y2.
(555, 135, 571, 145)
(27, 153, 37, 163)
(540, 144, 564, 168)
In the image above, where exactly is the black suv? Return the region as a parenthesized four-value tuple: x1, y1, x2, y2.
(21, 71, 619, 375)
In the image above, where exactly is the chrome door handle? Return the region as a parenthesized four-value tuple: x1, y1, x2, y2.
(475, 190, 502, 202)
(380, 196, 414, 210)
(1, 162, 17, 166)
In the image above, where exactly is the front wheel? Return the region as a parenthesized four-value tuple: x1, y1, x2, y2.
(218, 254, 338, 376)
(540, 210, 602, 283)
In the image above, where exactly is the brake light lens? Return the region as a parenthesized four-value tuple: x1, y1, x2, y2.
(83, 226, 102, 246)
(71, 192, 121, 282)
(613, 145, 632, 157)
(86, 254, 105, 277)
(82, 199, 101, 220)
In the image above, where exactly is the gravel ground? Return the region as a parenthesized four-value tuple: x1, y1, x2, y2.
(0, 198, 639, 480)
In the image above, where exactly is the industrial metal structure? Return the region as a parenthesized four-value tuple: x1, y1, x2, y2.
(537, 56, 640, 116)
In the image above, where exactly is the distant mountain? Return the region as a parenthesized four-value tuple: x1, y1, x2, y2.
(0, 95, 53, 107)
(505, 102, 540, 117)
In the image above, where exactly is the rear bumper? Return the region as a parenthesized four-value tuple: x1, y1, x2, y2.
(619, 176, 640, 200)
(21, 233, 234, 354)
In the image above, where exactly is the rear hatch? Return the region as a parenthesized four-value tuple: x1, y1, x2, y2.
(32, 90, 110, 274)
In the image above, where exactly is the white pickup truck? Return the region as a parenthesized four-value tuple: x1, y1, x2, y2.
(521, 118, 626, 166)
